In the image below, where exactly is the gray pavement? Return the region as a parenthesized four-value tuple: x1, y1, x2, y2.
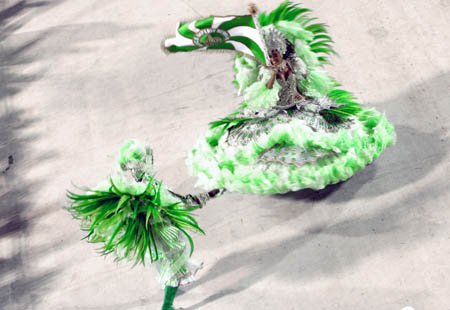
(1, 0, 449, 309)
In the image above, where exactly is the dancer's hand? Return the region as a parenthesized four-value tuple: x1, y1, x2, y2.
(208, 188, 226, 198)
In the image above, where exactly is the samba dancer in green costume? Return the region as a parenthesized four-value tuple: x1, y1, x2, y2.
(165, 2, 395, 194)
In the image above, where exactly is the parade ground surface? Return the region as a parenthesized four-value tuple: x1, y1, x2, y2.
(1, 0, 449, 309)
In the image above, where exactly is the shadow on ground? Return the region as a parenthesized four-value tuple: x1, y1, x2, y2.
(0, 1, 58, 102)
(0, 1, 64, 308)
(1, 0, 152, 105)
(0, 107, 60, 308)
(1, 2, 156, 308)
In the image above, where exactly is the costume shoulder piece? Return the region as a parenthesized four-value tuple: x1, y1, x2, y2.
(164, 1, 396, 195)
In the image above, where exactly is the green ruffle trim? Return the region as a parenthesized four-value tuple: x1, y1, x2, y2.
(187, 108, 395, 194)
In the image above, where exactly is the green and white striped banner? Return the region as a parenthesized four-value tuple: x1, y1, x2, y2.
(164, 15, 267, 65)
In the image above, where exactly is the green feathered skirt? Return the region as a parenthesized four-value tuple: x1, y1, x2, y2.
(187, 107, 395, 194)
(68, 177, 204, 287)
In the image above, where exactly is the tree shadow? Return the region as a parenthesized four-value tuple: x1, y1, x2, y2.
(0, 2, 154, 309)
(1, 0, 153, 104)
(0, 1, 48, 22)
(0, 107, 62, 308)
(186, 184, 444, 309)
(0, 1, 58, 101)
(184, 73, 450, 308)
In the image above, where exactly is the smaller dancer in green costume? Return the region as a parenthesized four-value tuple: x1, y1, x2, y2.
(66, 140, 223, 309)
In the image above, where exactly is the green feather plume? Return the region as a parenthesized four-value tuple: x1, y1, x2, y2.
(259, 1, 335, 65)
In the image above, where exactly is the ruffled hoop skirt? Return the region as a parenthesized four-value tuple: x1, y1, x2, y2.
(187, 106, 395, 194)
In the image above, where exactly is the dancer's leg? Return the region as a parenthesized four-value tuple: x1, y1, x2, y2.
(161, 285, 179, 310)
